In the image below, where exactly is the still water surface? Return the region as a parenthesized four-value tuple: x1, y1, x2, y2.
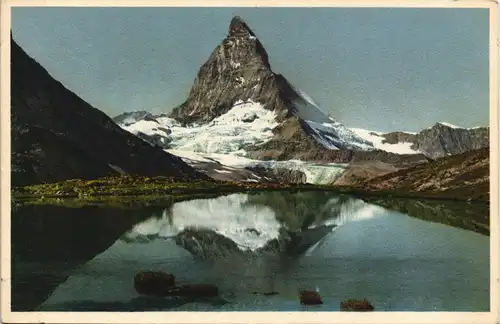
(11, 191, 489, 311)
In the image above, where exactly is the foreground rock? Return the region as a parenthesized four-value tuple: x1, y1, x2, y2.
(340, 299, 374, 311)
(299, 290, 323, 305)
(11, 36, 207, 186)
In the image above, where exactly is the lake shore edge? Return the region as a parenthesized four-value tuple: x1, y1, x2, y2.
(11, 175, 490, 205)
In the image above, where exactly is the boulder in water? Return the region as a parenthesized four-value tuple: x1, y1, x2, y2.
(134, 271, 175, 296)
(299, 290, 323, 305)
(340, 298, 374, 311)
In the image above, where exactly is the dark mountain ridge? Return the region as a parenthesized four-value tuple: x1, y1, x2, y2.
(11, 36, 208, 186)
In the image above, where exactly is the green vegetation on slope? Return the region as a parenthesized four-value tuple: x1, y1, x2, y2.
(11, 175, 333, 200)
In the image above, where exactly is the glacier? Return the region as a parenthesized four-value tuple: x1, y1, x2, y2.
(119, 99, 351, 184)
(165, 150, 348, 184)
(125, 100, 278, 155)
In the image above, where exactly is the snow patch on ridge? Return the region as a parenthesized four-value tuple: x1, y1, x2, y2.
(292, 89, 374, 151)
(437, 122, 461, 129)
(350, 128, 421, 155)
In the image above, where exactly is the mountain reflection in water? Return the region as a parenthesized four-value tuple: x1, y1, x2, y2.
(11, 191, 489, 312)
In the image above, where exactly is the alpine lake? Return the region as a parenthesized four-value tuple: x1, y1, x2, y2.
(11, 189, 490, 312)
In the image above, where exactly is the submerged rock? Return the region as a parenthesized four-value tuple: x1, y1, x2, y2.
(252, 291, 279, 296)
(166, 284, 219, 298)
(134, 271, 175, 296)
(340, 298, 374, 311)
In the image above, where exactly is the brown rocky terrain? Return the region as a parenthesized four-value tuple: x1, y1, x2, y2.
(359, 147, 490, 202)
(333, 161, 399, 186)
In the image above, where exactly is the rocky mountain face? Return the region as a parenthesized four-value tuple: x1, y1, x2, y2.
(379, 123, 489, 159)
(11, 37, 208, 186)
(169, 16, 291, 125)
(360, 147, 490, 202)
(410, 123, 489, 159)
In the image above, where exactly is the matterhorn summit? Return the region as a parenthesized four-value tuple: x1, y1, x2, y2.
(168, 16, 372, 153)
(169, 16, 290, 124)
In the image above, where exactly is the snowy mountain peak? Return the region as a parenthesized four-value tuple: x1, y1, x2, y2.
(436, 121, 461, 129)
(166, 16, 376, 155)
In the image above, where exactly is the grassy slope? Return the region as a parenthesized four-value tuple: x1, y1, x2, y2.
(11, 176, 334, 199)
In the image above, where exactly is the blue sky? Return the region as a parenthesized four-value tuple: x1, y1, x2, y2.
(11, 7, 489, 132)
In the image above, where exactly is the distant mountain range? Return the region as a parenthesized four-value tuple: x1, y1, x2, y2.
(113, 16, 489, 185)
